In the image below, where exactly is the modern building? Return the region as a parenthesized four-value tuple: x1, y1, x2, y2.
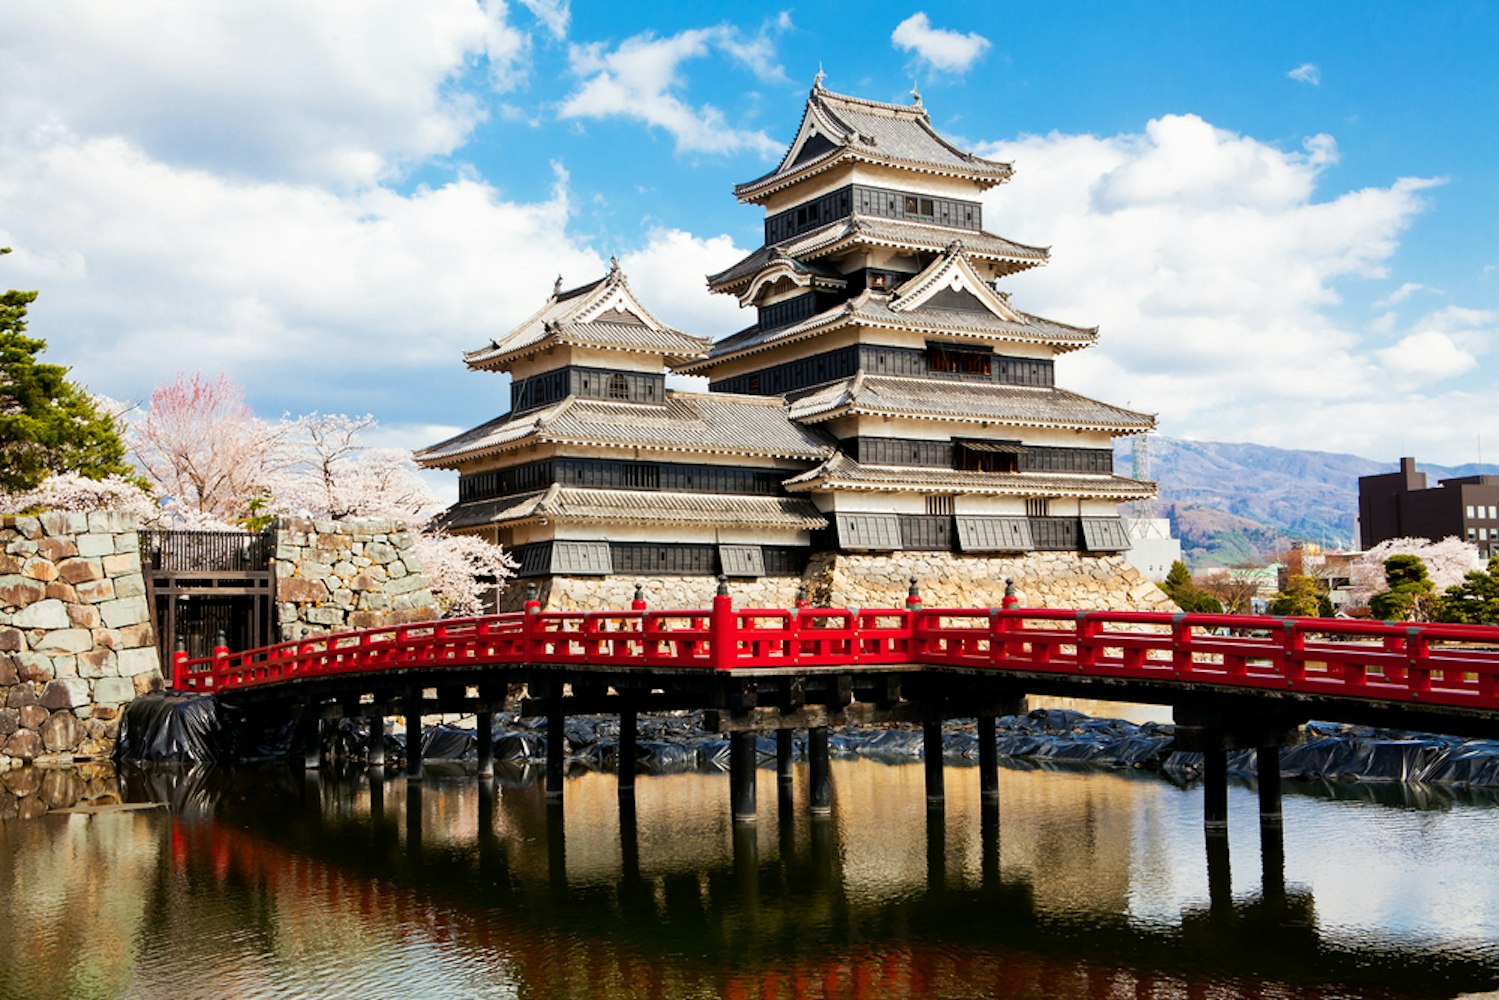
(418, 80, 1163, 612)
(1120, 517, 1182, 582)
(1359, 456, 1499, 558)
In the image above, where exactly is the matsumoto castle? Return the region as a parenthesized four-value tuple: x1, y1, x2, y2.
(417, 80, 1166, 612)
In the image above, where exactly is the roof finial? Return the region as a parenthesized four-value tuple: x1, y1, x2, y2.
(813, 64, 826, 90)
(609, 254, 620, 274)
(552, 274, 563, 297)
(910, 81, 922, 107)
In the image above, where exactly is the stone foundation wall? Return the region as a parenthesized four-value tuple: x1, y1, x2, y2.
(273, 517, 438, 638)
(1, 512, 163, 769)
(505, 550, 1173, 614)
(809, 551, 1177, 612)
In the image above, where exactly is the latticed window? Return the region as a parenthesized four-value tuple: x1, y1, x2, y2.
(925, 495, 954, 516)
(608, 374, 628, 399)
(1025, 498, 1050, 518)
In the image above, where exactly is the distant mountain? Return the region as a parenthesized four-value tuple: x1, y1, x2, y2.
(1113, 438, 1499, 568)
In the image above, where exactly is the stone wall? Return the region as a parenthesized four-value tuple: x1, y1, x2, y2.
(510, 550, 1173, 614)
(273, 517, 438, 638)
(1, 512, 163, 769)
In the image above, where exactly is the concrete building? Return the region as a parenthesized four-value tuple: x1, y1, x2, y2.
(1359, 456, 1499, 558)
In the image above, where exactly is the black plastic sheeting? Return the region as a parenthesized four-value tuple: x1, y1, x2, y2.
(111, 697, 1499, 790)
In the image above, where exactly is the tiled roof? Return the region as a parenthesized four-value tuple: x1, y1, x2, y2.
(677, 291, 1098, 373)
(735, 87, 1013, 202)
(439, 485, 828, 531)
(782, 452, 1156, 500)
(786, 374, 1156, 432)
(416, 391, 836, 466)
(464, 263, 710, 370)
(706, 214, 1046, 291)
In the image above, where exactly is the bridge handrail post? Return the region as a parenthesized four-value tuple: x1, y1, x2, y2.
(1075, 611, 1097, 671)
(212, 633, 229, 688)
(1170, 614, 1193, 677)
(1279, 619, 1305, 686)
(523, 584, 541, 660)
(710, 575, 736, 671)
(171, 641, 189, 689)
(1406, 625, 1432, 697)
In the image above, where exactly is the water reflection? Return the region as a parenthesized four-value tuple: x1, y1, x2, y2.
(1, 761, 1498, 998)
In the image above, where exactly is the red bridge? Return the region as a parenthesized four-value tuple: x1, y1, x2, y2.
(170, 583, 1499, 833)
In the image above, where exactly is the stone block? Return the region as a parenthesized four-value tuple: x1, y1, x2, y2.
(78, 649, 116, 679)
(119, 623, 153, 648)
(49, 654, 76, 679)
(6, 684, 37, 709)
(75, 532, 116, 558)
(6, 538, 38, 558)
(304, 607, 345, 627)
(39, 511, 84, 536)
(280, 516, 314, 535)
(112, 574, 145, 600)
(37, 537, 78, 562)
(45, 581, 78, 602)
(33, 629, 93, 654)
(91, 676, 135, 705)
(12, 515, 41, 540)
(387, 561, 407, 579)
(390, 532, 414, 550)
(313, 520, 339, 535)
(99, 595, 148, 629)
(91, 704, 119, 722)
(400, 553, 425, 574)
(103, 551, 141, 577)
(21, 558, 59, 583)
(13, 598, 69, 629)
(113, 531, 139, 554)
(0, 575, 46, 610)
(86, 510, 132, 534)
(55, 557, 102, 585)
(40, 679, 82, 710)
(14, 653, 51, 683)
(4, 729, 40, 761)
(18, 704, 48, 730)
(277, 577, 330, 603)
(0, 655, 14, 685)
(0, 554, 20, 574)
(332, 588, 354, 606)
(0, 628, 21, 653)
(117, 647, 159, 678)
(333, 561, 357, 578)
(359, 592, 390, 611)
(350, 573, 382, 591)
(133, 672, 162, 696)
(67, 603, 102, 628)
(301, 562, 333, 581)
(75, 578, 116, 604)
(40, 712, 81, 753)
(0, 708, 17, 736)
(367, 541, 398, 564)
(349, 610, 389, 630)
(91, 628, 124, 650)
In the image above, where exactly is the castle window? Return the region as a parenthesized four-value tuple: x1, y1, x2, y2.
(927, 342, 991, 377)
(925, 495, 954, 516)
(608, 374, 628, 399)
(1026, 498, 1051, 518)
(956, 440, 1022, 473)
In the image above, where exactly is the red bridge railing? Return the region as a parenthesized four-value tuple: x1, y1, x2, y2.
(172, 592, 1499, 713)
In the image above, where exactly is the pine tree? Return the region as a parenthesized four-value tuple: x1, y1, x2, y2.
(1369, 554, 1436, 621)
(1437, 555, 1499, 625)
(0, 249, 135, 492)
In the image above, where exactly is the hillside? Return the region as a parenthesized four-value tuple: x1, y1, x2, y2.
(1114, 438, 1498, 568)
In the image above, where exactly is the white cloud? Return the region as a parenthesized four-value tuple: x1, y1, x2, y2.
(973, 116, 1473, 457)
(620, 227, 751, 339)
(0, 0, 528, 188)
(1288, 63, 1322, 85)
(559, 24, 786, 157)
(1376, 329, 1477, 381)
(1373, 281, 1436, 308)
(519, 0, 570, 39)
(891, 13, 991, 74)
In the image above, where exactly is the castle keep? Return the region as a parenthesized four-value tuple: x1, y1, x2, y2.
(419, 81, 1165, 612)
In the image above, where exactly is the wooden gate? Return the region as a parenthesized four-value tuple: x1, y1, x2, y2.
(141, 530, 274, 665)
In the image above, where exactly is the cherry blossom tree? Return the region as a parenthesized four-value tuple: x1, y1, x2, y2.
(130, 373, 288, 524)
(1, 473, 156, 519)
(1347, 537, 1479, 609)
(276, 412, 439, 523)
(414, 531, 518, 617)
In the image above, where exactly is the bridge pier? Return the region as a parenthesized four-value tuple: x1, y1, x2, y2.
(1258, 744, 1283, 826)
(476, 712, 494, 778)
(923, 712, 945, 808)
(405, 692, 423, 781)
(1176, 705, 1300, 836)
(775, 728, 794, 785)
(729, 730, 758, 823)
(808, 725, 831, 815)
(618, 707, 637, 799)
(1203, 745, 1229, 834)
(546, 699, 565, 801)
(977, 713, 999, 803)
(367, 716, 386, 768)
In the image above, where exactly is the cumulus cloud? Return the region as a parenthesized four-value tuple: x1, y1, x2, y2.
(1376, 329, 1477, 381)
(891, 13, 991, 74)
(1288, 63, 1322, 85)
(559, 22, 788, 156)
(973, 116, 1467, 457)
(0, 0, 528, 188)
(1374, 281, 1436, 308)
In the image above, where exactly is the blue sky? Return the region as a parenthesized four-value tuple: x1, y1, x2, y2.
(0, 1, 1495, 473)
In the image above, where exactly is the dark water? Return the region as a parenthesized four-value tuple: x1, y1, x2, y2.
(3, 760, 1499, 999)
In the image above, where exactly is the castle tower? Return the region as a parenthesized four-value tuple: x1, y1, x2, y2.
(676, 81, 1156, 560)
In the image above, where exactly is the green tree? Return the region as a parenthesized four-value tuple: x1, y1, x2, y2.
(1437, 555, 1499, 625)
(0, 249, 135, 492)
(1369, 554, 1436, 621)
(1269, 574, 1331, 617)
(1159, 559, 1224, 613)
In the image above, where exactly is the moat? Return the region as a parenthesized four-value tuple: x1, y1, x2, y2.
(3, 758, 1499, 999)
